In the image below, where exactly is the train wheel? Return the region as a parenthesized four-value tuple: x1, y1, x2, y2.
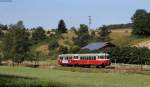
(101, 65, 106, 68)
(86, 65, 91, 68)
(96, 66, 100, 68)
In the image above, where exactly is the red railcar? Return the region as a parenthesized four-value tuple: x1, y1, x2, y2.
(58, 53, 111, 68)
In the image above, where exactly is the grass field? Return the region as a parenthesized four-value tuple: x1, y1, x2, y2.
(0, 66, 150, 87)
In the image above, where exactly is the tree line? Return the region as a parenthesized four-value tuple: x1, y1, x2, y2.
(98, 23, 132, 30)
(132, 9, 150, 36)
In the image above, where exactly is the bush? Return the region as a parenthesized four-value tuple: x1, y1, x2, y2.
(108, 47, 150, 64)
(48, 40, 59, 50)
(69, 46, 80, 53)
(58, 46, 68, 54)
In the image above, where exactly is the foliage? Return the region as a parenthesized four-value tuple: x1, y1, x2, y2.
(97, 25, 111, 42)
(132, 9, 150, 36)
(108, 47, 150, 64)
(0, 29, 4, 39)
(57, 19, 67, 33)
(0, 53, 3, 65)
(70, 27, 78, 34)
(0, 24, 8, 30)
(74, 24, 90, 47)
(98, 23, 132, 30)
(58, 46, 68, 54)
(2, 21, 31, 63)
(89, 30, 97, 42)
(69, 46, 80, 53)
(48, 38, 59, 50)
(31, 26, 46, 43)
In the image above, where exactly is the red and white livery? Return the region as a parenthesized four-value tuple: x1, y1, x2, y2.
(58, 53, 111, 68)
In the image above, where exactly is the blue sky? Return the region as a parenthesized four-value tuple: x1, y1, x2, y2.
(0, 0, 150, 29)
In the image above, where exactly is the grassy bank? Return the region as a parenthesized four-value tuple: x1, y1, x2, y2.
(0, 66, 150, 87)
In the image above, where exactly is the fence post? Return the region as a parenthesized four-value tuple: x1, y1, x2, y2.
(115, 59, 117, 71)
(140, 56, 143, 71)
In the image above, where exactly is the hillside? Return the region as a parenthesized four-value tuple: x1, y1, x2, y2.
(32, 28, 150, 59)
(134, 41, 150, 49)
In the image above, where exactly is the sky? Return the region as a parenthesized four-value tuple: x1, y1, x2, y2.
(0, 0, 150, 29)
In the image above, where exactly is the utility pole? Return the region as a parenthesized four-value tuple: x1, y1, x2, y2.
(88, 16, 92, 30)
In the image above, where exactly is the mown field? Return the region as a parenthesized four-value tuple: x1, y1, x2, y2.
(0, 66, 150, 87)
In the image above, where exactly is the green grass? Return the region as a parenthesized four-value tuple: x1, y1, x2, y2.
(0, 66, 150, 87)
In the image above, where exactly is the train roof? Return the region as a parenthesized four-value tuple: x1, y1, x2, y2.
(59, 53, 109, 57)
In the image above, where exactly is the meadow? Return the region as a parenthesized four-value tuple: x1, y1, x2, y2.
(0, 66, 150, 87)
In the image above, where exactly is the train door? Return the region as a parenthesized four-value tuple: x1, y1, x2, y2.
(62, 56, 69, 64)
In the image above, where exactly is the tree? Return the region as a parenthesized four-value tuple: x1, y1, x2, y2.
(90, 30, 96, 42)
(108, 47, 150, 64)
(70, 26, 78, 34)
(3, 21, 31, 64)
(132, 9, 150, 35)
(0, 24, 8, 30)
(74, 24, 90, 47)
(32, 26, 46, 42)
(78, 24, 89, 36)
(0, 29, 4, 38)
(69, 46, 80, 53)
(57, 19, 67, 33)
(58, 46, 68, 54)
(0, 53, 3, 65)
(98, 25, 111, 42)
(48, 39, 59, 50)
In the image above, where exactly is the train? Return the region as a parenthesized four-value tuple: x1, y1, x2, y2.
(58, 53, 111, 68)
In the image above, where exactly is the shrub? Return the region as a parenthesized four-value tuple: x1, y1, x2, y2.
(108, 47, 150, 64)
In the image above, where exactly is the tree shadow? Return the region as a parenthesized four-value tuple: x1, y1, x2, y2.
(0, 74, 37, 87)
(0, 74, 37, 80)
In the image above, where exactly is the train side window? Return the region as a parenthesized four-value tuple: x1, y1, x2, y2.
(107, 56, 109, 59)
(74, 56, 78, 59)
(89, 56, 91, 60)
(76, 56, 78, 59)
(88, 56, 90, 60)
(101, 56, 104, 59)
(70, 56, 72, 59)
(94, 56, 96, 60)
(98, 56, 101, 59)
(90, 56, 92, 60)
